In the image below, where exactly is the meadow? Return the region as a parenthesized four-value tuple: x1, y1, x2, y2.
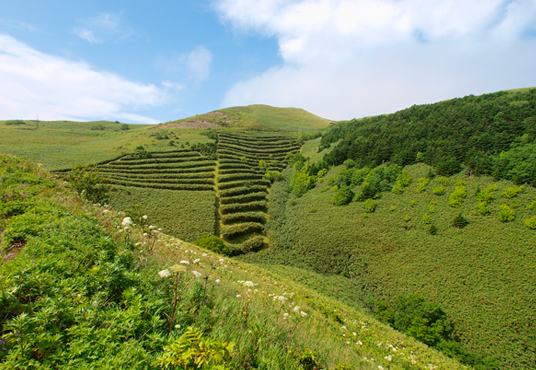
(0, 154, 466, 369)
(241, 160, 536, 368)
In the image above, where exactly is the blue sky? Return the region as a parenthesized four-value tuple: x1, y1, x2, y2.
(1, 0, 536, 123)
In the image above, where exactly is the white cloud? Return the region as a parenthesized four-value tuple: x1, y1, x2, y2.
(215, 0, 536, 119)
(185, 45, 213, 83)
(73, 12, 132, 43)
(0, 33, 167, 123)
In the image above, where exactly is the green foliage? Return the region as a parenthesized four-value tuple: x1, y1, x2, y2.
(193, 235, 231, 256)
(4, 119, 25, 125)
(133, 145, 151, 159)
(121, 123, 130, 130)
(429, 224, 438, 235)
(295, 347, 324, 370)
(448, 181, 466, 207)
(392, 183, 404, 194)
(362, 199, 377, 213)
(153, 327, 235, 369)
(396, 170, 412, 187)
(389, 205, 396, 211)
(436, 177, 449, 186)
(423, 214, 432, 224)
(452, 213, 469, 229)
(476, 184, 498, 203)
(415, 177, 429, 193)
(91, 123, 106, 130)
(524, 216, 536, 229)
(502, 185, 524, 198)
(498, 205, 516, 222)
(428, 201, 437, 213)
(291, 169, 317, 197)
(331, 186, 354, 206)
(64, 164, 111, 203)
(264, 170, 283, 183)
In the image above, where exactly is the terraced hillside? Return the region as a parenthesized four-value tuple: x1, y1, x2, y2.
(97, 149, 216, 191)
(215, 131, 300, 250)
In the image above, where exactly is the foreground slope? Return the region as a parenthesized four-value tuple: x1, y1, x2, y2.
(0, 154, 465, 369)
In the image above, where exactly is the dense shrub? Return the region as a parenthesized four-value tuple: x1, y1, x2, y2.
(193, 235, 231, 256)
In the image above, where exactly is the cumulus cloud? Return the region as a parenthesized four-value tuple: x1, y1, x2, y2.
(156, 45, 213, 85)
(73, 13, 132, 44)
(0, 33, 167, 123)
(215, 0, 536, 120)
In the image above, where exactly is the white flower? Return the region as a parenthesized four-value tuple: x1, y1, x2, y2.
(158, 228, 162, 231)
(243, 281, 256, 287)
(202, 253, 207, 257)
(353, 332, 357, 336)
(193, 258, 201, 264)
(357, 340, 363, 345)
(179, 260, 190, 265)
(219, 258, 224, 263)
(384, 355, 392, 362)
(149, 225, 156, 230)
(143, 233, 148, 236)
(122, 217, 133, 226)
(293, 306, 300, 314)
(215, 279, 221, 284)
(300, 311, 307, 317)
(236, 294, 241, 298)
(192, 270, 203, 279)
(142, 215, 148, 220)
(341, 326, 347, 330)
(103, 210, 109, 214)
(158, 269, 171, 278)
(378, 366, 384, 370)
(283, 313, 289, 319)
(273, 295, 288, 302)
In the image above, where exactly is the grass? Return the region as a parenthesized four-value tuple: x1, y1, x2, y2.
(244, 162, 536, 369)
(0, 120, 213, 171)
(163, 105, 332, 132)
(106, 186, 216, 242)
(0, 153, 466, 369)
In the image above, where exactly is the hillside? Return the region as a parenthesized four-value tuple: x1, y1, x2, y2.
(0, 154, 466, 369)
(160, 105, 332, 132)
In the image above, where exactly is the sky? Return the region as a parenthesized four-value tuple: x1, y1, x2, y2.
(1, 0, 536, 124)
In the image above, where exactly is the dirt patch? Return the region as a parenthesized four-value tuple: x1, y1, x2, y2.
(155, 120, 219, 129)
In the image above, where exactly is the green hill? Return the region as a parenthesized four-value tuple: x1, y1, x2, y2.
(0, 154, 465, 369)
(2, 89, 536, 369)
(160, 104, 332, 132)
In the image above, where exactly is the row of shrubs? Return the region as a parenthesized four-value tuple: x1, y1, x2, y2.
(107, 179, 214, 191)
(217, 173, 264, 183)
(101, 172, 215, 180)
(220, 191, 268, 205)
(218, 142, 299, 155)
(218, 149, 287, 161)
(103, 160, 216, 171)
(220, 184, 269, 197)
(110, 156, 211, 166)
(108, 175, 214, 186)
(218, 179, 271, 190)
(221, 211, 267, 225)
(219, 167, 263, 176)
(220, 222, 265, 239)
(220, 200, 267, 214)
(120, 151, 199, 161)
(98, 166, 215, 175)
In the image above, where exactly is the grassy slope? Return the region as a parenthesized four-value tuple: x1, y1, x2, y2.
(0, 120, 212, 171)
(242, 156, 536, 368)
(0, 154, 465, 369)
(166, 105, 332, 132)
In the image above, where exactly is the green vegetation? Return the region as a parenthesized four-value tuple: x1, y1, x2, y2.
(320, 89, 536, 185)
(0, 154, 464, 369)
(164, 105, 331, 132)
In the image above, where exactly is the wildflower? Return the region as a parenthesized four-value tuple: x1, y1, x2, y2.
(283, 313, 289, 319)
(384, 355, 392, 362)
(219, 258, 224, 263)
(300, 311, 307, 317)
(243, 281, 256, 287)
(293, 306, 300, 314)
(378, 366, 384, 370)
(357, 341, 363, 345)
(149, 225, 156, 230)
(169, 264, 187, 273)
(341, 326, 347, 330)
(353, 332, 357, 336)
(122, 217, 133, 226)
(179, 260, 190, 265)
(103, 210, 109, 214)
(193, 258, 201, 264)
(158, 269, 171, 278)
(192, 270, 202, 279)
(142, 215, 148, 220)
(202, 253, 207, 257)
(215, 279, 221, 284)
(236, 294, 241, 298)
(143, 233, 148, 236)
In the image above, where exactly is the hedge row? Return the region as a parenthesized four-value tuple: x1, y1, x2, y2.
(221, 212, 267, 225)
(120, 152, 199, 161)
(219, 185, 269, 197)
(101, 160, 215, 171)
(220, 201, 267, 214)
(218, 138, 297, 150)
(220, 191, 268, 205)
(220, 222, 264, 240)
(99, 171, 214, 180)
(218, 156, 258, 166)
(218, 162, 257, 170)
(218, 168, 263, 176)
(218, 149, 286, 161)
(232, 235, 265, 254)
(218, 142, 298, 155)
(218, 179, 271, 190)
(109, 156, 205, 166)
(108, 175, 214, 185)
(97, 166, 215, 175)
(108, 179, 214, 191)
(217, 173, 264, 183)
(218, 133, 293, 144)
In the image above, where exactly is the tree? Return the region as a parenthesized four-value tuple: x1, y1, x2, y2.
(64, 164, 110, 204)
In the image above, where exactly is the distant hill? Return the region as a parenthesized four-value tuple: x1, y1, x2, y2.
(159, 104, 332, 132)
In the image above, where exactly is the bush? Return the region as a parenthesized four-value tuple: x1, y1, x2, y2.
(503, 185, 524, 198)
(433, 186, 445, 196)
(524, 216, 536, 229)
(362, 199, 377, 213)
(415, 177, 429, 193)
(193, 235, 231, 256)
(429, 225, 438, 235)
(423, 214, 432, 224)
(396, 170, 412, 187)
(264, 170, 283, 183)
(331, 187, 354, 206)
(452, 213, 469, 229)
(498, 205, 516, 222)
(448, 181, 466, 207)
(64, 164, 111, 204)
(4, 119, 25, 125)
(121, 123, 130, 130)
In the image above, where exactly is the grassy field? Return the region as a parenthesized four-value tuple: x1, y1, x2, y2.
(0, 119, 213, 171)
(163, 104, 332, 132)
(0, 154, 466, 369)
(242, 160, 536, 368)
(106, 186, 216, 242)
